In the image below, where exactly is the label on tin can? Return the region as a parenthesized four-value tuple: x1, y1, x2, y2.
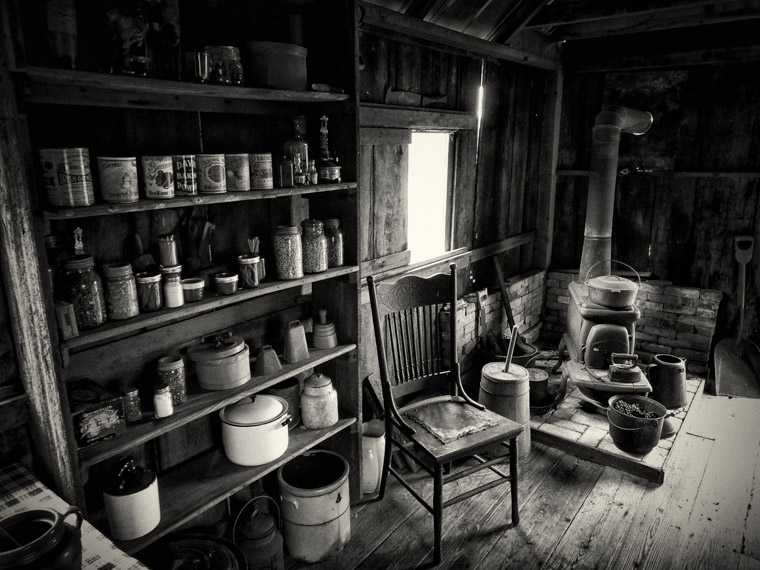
(39, 148, 95, 207)
(225, 153, 250, 191)
(197, 154, 226, 193)
(249, 153, 273, 189)
(172, 154, 197, 195)
(142, 156, 175, 199)
(97, 156, 139, 204)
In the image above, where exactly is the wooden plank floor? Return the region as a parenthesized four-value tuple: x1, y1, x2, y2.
(288, 393, 760, 570)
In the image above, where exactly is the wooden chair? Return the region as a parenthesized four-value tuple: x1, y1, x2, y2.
(367, 263, 523, 564)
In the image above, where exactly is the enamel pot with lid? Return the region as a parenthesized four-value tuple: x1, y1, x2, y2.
(220, 394, 290, 466)
(584, 260, 641, 308)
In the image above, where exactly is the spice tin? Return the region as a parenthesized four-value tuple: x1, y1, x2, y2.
(157, 355, 186, 406)
(172, 154, 197, 195)
(97, 156, 139, 203)
(237, 254, 260, 288)
(39, 148, 95, 207)
(225, 153, 251, 191)
(249, 153, 273, 189)
(180, 277, 205, 301)
(273, 226, 303, 280)
(197, 154, 226, 193)
(141, 155, 175, 199)
(135, 272, 162, 311)
(102, 262, 139, 320)
(66, 377, 126, 448)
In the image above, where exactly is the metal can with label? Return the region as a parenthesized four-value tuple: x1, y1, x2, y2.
(249, 152, 273, 189)
(197, 154, 227, 193)
(141, 155, 175, 199)
(39, 147, 95, 207)
(172, 154, 197, 195)
(97, 156, 139, 203)
(225, 153, 250, 191)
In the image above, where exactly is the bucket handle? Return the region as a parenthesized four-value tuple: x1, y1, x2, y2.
(584, 259, 641, 288)
(232, 495, 281, 546)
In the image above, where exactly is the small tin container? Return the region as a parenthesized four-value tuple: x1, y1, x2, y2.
(249, 153, 273, 189)
(39, 147, 95, 207)
(172, 154, 197, 195)
(237, 254, 260, 288)
(214, 272, 239, 295)
(97, 156, 139, 203)
(196, 154, 226, 193)
(225, 153, 250, 191)
(141, 155, 175, 199)
(180, 277, 205, 302)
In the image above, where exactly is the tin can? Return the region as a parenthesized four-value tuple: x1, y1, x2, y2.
(197, 154, 226, 193)
(249, 153, 273, 189)
(225, 153, 250, 191)
(97, 156, 139, 204)
(39, 148, 95, 207)
(172, 154, 197, 195)
(141, 156, 175, 199)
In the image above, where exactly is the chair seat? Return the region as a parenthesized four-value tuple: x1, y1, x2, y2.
(401, 399, 523, 463)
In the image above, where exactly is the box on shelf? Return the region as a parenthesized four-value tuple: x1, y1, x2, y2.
(66, 377, 126, 448)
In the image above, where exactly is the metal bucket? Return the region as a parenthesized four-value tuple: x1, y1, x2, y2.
(277, 450, 350, 562)
(478, 362, 530, 457)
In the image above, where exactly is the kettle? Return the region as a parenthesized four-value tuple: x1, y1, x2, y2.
(233, 496, 284, 570)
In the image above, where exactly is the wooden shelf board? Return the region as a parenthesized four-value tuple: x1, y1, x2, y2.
(43, 183, 358, 220)
(359, 103, 478, 130)
(78, 343, 357, 468)
(20, 67, 350, 113)
(114, 417, 356, 554)
(62, 266, 359, 354)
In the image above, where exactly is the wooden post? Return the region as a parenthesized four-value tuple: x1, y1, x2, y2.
(0, 1, 79, 503)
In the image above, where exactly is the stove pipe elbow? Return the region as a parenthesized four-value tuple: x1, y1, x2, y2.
(578, 106, 653, 280)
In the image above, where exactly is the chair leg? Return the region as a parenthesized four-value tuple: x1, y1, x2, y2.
(433, 464, 443, 565)
(510, 437, 519, 526)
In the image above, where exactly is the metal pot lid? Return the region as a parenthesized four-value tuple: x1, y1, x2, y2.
(188, 336, 246, 361)
(586, 274, 638, 293)
(222, 395, 288, 426)
(304, 371, 332, 389)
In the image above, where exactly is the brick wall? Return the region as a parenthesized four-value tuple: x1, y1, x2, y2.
(541, 271, 722, 374)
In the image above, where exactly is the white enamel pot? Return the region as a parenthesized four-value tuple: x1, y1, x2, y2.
(220, 395, 290, 466)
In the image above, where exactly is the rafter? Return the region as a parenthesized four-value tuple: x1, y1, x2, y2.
(487, 0, 554, 43)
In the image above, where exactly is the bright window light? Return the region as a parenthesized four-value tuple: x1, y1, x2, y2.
(408, 131, 450, 263)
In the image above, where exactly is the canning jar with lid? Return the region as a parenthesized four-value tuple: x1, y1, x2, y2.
(61, 255, 107, 330)
(163, 273, 184, 308)
(135, 272, 162, 311)
(237, 254, 260, 288)
(301, 219, 327, 274)
(205, 46, 244, 85)
(323, 218, 344, 268)
(102, 262, 139, 320)
(157, 234, 179, 266)
(273, 226, 303, 280)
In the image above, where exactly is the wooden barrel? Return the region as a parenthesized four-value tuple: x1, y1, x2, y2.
(478, 362, 531, 457)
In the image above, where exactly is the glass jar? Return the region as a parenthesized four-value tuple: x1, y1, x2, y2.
(307, 160, 318, 185)
(205, 46, 243, 85)
(275, 155, 294, 188)
(237, 254, 260, 288)
(273, 225, 303, 280)
(293, 152, 306, 186)
(301, 219, 328, 274)
(163, 273, 184, 308)
(122, 389, 142, 423)
(157, 234, 179, 266)
(284, 115, 309, 170)
(102, 262, 139, 320)
(323, 219, 344, 268)
(135, 272, 162, 311)
(153, 385, 174, 418)
(61, 255, 107, 330)
(157, 355, 186, 407)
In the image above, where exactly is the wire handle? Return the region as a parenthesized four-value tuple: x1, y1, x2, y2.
(584, 259, 641, 288)
(232, 495, 281, 547)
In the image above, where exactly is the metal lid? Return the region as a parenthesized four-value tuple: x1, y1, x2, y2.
(221, 395, 288, 426)
(188, 336, 246, 361)
(102, 262, 134, 278)
(304, 371, 333, 390)
(276, 225, 299, 235)
(586, 274, 638, 293)
(64, 255, 95, 270)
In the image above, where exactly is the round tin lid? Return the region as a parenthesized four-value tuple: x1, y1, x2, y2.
(222, 395, 287, 426)
(188, 336, 246, 361)
(586, 274, 638, 293)
(304, 371, 333, 390)
(64, 255, 95, 270)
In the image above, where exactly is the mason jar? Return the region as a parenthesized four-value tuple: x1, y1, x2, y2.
(273, 225, 303, 280)
(102, 262, 139, 320)
(301, 219, 327, 274)
(61, 255, 107, 330)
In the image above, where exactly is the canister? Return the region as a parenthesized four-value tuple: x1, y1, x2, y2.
(273, 226, 303, 280)
(300, 371, 338, 429)
(39, 147, 95, 207)
(249, 153, 273, 189)
(197, 154, 226, 193)
(188, 336, 251, 390)
(237, 254, 260, 288)
(97, 156, 139, 203)
(102, 262, 139, 320)
(301, 219, 327, 274)
(102, 457, 160, 541)
(225, 153, 251, 191)
(141, 155, 175, 199)
(172, 154, 197, 195)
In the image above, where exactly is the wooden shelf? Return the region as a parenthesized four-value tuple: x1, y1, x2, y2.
(359, 103, 478, 129)
(61, 265, 359, 354)
(78, 344, 357, 468)
(113, 417, 356, 554)
(43, 183, 358, 220)
(19, 66, 351, 114)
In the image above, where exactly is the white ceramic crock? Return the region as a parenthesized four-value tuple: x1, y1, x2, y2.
(220, 395, 290, 466)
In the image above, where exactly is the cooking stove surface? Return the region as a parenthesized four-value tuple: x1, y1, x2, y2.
(562, 359, 651, 406)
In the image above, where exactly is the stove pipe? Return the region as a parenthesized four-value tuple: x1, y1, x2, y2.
(578, 106, 653, 280)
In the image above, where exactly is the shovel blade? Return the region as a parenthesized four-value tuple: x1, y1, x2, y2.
(714, 338, 760, 398)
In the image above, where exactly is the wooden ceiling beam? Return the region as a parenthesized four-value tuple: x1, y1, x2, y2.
(486, 0, 554, 43)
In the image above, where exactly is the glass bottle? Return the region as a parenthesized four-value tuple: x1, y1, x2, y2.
(122, 388, 142, 423)
(46, 0, 77, 69)
(273, 225, 303, 280)
(275, 156, 295, 188)
(158, 234, 179, 266)
(293, 152, 306, 186)
(153, 384, 174, 418)
(44, 234, 67, 295)
(316, 115, 341, 184)
(307, 160, 318, 185)
(163, 273, 184, 308)
(301, 219, 328, 274)
(61, 255, 107, 330)
(323, 219, 344, 268)
(284, 115, 309, 168)
(102, 262, 139, 320)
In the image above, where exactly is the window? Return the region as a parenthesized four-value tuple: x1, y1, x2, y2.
(407, 131, 452, 263)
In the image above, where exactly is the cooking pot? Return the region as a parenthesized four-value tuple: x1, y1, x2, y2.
(585, 260, 640, 308)
(220, 395, 290, 466)
(188, 335, 251, 390)
(0, 506, 83, 570)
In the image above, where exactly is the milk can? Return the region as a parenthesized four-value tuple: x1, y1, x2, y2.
(233, 496, 284, 570)
(301, 371, 338, 429)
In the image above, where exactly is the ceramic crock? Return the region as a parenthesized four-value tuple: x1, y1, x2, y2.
(0, 506, 83, 570)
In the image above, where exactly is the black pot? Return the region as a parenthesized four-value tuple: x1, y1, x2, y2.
(0, 506, 83, 570)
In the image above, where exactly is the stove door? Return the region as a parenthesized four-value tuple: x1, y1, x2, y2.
(584, 324, 630, 368)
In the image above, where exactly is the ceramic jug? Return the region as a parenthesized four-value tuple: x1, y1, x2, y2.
(647, 354, 688, 409)
(361, 419, 385, 495)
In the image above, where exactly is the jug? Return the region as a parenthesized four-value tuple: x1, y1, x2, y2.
(361, 419, 385, 495)
(233, 496, 284, 570)
(647, 354, 688, 409)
